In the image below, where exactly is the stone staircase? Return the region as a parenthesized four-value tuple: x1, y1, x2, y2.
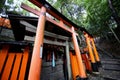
(100, 52, 120, 80)
(89, 48, 120, 80)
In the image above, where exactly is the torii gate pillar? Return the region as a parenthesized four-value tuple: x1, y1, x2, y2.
(71, 27, 87, 79)
(28, 6, 46, 80)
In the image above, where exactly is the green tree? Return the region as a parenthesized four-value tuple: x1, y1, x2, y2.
(0, 0, 39, 16)
(47, 0, 120, 41)
(108, 0, 120, 40)
(1, 0, 120, 41)
(0, 0, 6, 8)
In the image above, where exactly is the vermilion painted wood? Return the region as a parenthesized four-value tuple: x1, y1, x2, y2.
(91, 38, 100, 62)
(82, 54, 92, 72)
(19, 47, 29, 80)
(21, 3, 74, 34)
(28, 7, 46, 80)
(1, 53, 15, 80)
(84, 33, 96, 63)
(70, 51, 80, 80)
(29, 0, 73, 29)
(10, 53, 22, 80)
(0, 45, 9, 73)
(72, 27, 87, 78)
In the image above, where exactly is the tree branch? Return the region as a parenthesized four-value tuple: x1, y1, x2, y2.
(108, 0, 120, 26)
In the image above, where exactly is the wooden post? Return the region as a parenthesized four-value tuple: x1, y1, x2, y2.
(71, 27, 87, 79)
(84, 33, 98, 72)
(11, 53, 22, 80)
(19, 46, 29, 80)
(0, 45, 9, 73)
(70, 51, 79, 80)
(90, 38, 101, 67)
(28, 6, 46, 80)
(1, 53, 15, 80)
(65, 41, 72, 80)
(81, 54, 92, 73)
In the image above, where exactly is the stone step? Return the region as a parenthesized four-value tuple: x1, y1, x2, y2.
(97, 48, 120, 80)
(101, 70, 120, 80)
(101, 59, 120, 61)
(102, 64, 120, 71)
(101, 60, 120, 65)
(41, 64, 63, 74)
(88, 76, 104, 80)
(41, 70, 65, 80)
(103, 77, 118, 80)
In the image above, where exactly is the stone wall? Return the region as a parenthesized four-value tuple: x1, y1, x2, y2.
(96, 37, 120, 58)
(41, 59, 65, 80)
(0, 27, 15, 41)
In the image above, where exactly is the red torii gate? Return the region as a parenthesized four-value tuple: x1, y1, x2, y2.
(21, 0, 100, 80)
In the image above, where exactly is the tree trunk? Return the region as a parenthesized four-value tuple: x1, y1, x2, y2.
(108, 0, 120, 26)
(108, 0, 120, 40)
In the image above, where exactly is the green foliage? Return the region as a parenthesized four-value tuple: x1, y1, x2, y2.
(112, 0, 120, 17)
(47, 0, 120, 37)
(1, 0, 120, 38)
(0, 0, 6, 9)
(83, 0, 112, 36)
(7, 0, 14, 4)
(0, 0, 39, 16)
